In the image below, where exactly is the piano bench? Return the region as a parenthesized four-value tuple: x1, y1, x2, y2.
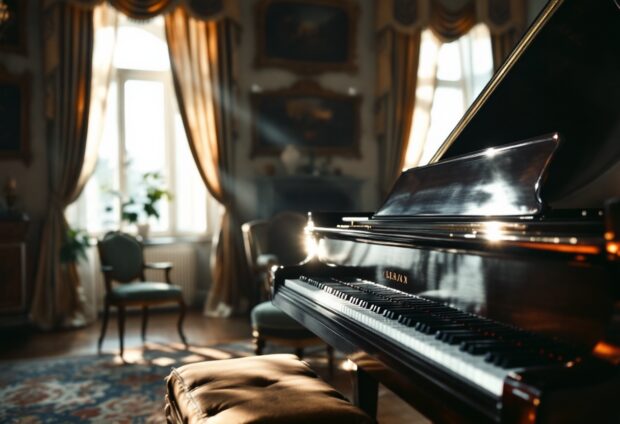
(164, 354, 373, 424)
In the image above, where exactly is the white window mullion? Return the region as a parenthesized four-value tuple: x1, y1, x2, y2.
(117, 70, 127, 227)
(164, 76, 177, 235)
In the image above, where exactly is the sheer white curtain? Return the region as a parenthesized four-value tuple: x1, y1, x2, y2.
(73, 3, 118, 324)
(403, 23, 493, 170)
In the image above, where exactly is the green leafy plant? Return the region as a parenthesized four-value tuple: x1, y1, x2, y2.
(120, 172, 172, 225)
(60, 227, 90, 264)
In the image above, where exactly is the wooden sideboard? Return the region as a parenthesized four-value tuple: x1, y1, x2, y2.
(0, 217, 30, 327)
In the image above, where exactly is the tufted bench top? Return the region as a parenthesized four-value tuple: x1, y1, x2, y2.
(165, 354, 373, 424)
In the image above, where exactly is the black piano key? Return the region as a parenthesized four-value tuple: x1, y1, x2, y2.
(382, 307, 413, 320)
(398, 313, 433, 327)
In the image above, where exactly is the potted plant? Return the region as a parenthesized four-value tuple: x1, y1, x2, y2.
(119, 172, 172, 238)
(60, 227, 91, 264)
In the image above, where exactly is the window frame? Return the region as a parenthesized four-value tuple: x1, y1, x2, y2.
(114, 67, 218, 238)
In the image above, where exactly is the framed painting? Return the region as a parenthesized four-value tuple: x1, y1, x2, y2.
(251, 80, 360, 157)
(0, 72, 30, 164)
(255, 0, 358, 73)
(0, 0, 27, 54)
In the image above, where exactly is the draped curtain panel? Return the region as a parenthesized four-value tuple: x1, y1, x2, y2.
(76, 3, 118, 203)
(165, 7, 249, 317)
(375, 28, 421, 197)
(32, 0, 95, 329)
(375, 0, 527, 193)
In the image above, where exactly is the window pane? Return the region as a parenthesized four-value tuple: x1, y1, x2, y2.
(435, 41, 462, 81)
(421, 86, 465, 164)
(113, 16, 170, 71)
(174, 114, 208, 233)
(123, 79, 169, 231)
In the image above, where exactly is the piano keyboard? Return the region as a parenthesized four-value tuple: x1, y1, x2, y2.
(284, 276, 580, 397)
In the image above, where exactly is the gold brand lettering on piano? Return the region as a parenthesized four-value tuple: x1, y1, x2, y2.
(384, 270, 408, 285)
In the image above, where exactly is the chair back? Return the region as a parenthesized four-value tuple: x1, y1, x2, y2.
(242, 211, 307, 269)
(266, 211, 307, 265)
(242, 211, 307, 302)
(97, 232, 144, 283)
(242, 219, 269, 273)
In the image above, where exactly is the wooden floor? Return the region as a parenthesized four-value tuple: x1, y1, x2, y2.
(0, 309, 429, 423)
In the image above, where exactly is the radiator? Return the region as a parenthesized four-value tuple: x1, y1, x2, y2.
(143, 243, 198, 305)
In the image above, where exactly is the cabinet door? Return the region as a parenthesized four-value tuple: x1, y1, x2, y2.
(0, 243, 26, 313)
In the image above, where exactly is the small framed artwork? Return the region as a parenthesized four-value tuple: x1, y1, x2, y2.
(0, 0, 27, 54)
(251, 80, 360, 157)
(0, 72, 30, 164)
(255, 0, 358, 74)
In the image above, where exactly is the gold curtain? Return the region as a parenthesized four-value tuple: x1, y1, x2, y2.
(429, 0, 476, 42)
(165, 7, 249, 316)
(63, 0, 237, 21)
(375, 28, 421, 197)
(108, 0, 175, 19)
(31, 1, 95, 329)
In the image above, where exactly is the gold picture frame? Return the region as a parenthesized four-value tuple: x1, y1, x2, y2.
(251, 80, 361, 157)
(255, 0, 358, 74)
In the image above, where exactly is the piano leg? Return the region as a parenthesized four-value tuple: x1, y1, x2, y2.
(352, 366, 379, 418)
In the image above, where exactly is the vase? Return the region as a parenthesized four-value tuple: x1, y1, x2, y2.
(137, 223, 150, 239)
(280, 145, 302, 175)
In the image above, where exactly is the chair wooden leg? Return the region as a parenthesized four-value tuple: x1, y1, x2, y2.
(98, 301, 110, 353)
(295, 347, 304, 359)
(254, 336, 265, 355)
(327, 345, 334, 379)
(141, 306, 148, 341)
(177, 299, 187, 346)
(118, 305, 125, 359)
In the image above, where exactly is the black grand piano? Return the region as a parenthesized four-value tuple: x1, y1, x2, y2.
(272, 0, 620, 422)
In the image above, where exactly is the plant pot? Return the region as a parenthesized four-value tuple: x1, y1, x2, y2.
(137, 223, 150, 239)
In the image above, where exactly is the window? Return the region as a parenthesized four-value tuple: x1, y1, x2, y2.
(68, 15, 214, 236)
(403, 23, 494, 170)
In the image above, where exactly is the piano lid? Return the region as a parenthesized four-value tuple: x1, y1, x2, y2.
(429, 0, 620, 209)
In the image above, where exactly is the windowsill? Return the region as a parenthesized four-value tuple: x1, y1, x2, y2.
(142, 234, 212, 246)
(84, 233, 213, 247)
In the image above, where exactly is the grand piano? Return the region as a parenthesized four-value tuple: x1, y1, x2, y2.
(271, 0, 620, 422)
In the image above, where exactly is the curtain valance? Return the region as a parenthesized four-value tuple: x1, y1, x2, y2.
(42, 0, 239, 22)
(376, 0, 526, 38)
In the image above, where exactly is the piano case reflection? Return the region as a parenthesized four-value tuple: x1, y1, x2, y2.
(272, 0, 620, 423)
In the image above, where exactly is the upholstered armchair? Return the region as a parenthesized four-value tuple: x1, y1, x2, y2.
(97, 232, 187, 358)
(242, 211, 333, 372)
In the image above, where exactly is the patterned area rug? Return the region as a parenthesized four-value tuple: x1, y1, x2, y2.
(0, 341, 337, 423)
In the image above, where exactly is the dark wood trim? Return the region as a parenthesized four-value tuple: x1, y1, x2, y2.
(0, 71, 31, 165)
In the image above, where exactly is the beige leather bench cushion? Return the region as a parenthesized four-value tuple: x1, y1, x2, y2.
(165, 354, 373, 424)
